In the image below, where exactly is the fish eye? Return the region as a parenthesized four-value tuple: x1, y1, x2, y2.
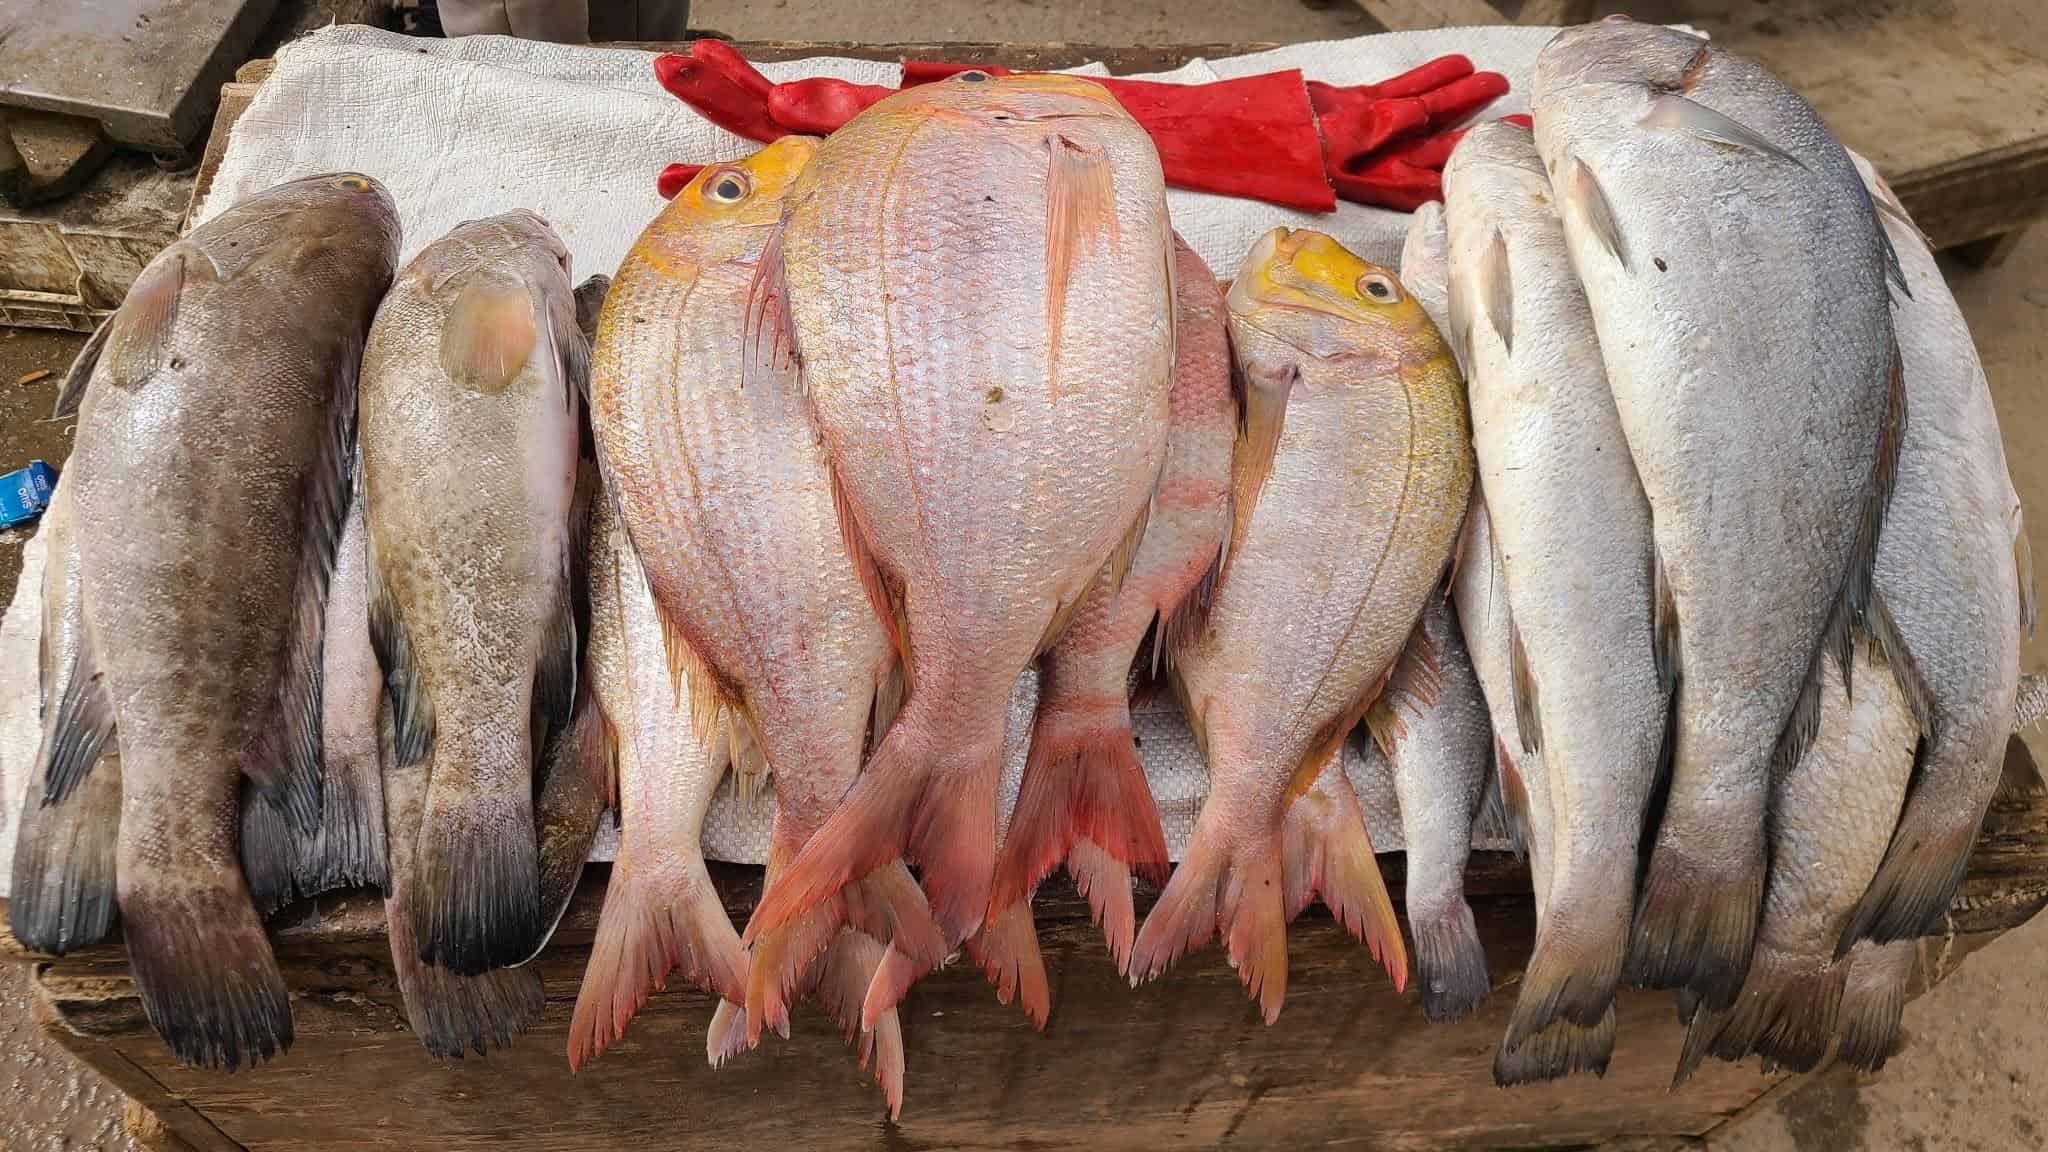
(705, 170, 751, 204)
(1358, 273, 1400, 303)
(956, 70, 990, 82)
(333, 175, 371, 192)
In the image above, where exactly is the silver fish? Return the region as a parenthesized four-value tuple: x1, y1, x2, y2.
(361, 210, 585, 976)
(1355, 595, 1494, 1022)
(1840, 156, 2029, 945)
(1445, 119, 1665, 1061)
(62, 173, 399, 1067)
(1533, 20, 1903, 1006)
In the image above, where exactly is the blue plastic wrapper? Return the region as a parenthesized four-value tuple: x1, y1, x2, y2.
(0, 460, 55, 528)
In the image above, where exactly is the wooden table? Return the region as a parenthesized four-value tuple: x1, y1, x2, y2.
(17, 28, 2048, 1152)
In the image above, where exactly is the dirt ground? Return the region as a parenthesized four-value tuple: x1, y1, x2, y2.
(3, 2, 2045, 1149)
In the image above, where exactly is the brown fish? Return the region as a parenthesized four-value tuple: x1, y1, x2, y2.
(1130, 229, 1471, 1021)
(9, 476, 122, 955)
(986, 233, 1237, 977)
(586, 136, 943, 1069)
(1835, 937, 1915, 1072)
(742, 73, 1174, 953)
(59, 173, 398, 1067)
(361, 210, 586, 975)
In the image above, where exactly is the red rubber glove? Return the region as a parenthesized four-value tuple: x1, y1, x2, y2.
(1332, 113, 1531, 213)
(657, 162, 706, 199)
(652, 42, 784, 141)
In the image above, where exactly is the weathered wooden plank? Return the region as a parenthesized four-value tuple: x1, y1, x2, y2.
(1352, 0, 1509, 31)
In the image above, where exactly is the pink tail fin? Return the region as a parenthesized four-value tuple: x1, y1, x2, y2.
(568, 857, 746, 1071)
(816, 933, 908, 1118)
(746, 862, 944, 1046)
(1280, 771, 1409, 993)
(966, 898, 1052, 1029)
(1127, 823, 1226, 990)
(1128, 812, 1299, 1023)
(705, 998, 752, 1068)
(745, 703, 1001, 950)
(1068, 837, 1137, 973)
(861, 943, 934, 1035)
(990, 701, 1170, 919)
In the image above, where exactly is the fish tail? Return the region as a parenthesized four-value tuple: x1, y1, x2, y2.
(409, 776, 543, 975)
(965, 898, 1052, 1029)
(1067, 837, 1138, 974)
(1671, 1003, 1728, 1090)
(238, 781, 301, 916)
(1840, 811, 1979, 949)
(860, 942, 927, 1037)
(300, 744, 390, 895)
(120, 879, 292, 1071)
(8, 756, 120, 955)
(989, 693, 1167, 940)
(705, 998, 752, 1069)
(1280, 770, 1408, 995)
(387, 883, 544, 1060)
(1837, 940, 1914, 1072)
(1503, 884, 1629, 1046)
(1699, 945, 1845, 1077)
(815, 933, 907, 1119)
(745, 697, 1001, 951)
(1626, 805, 1765, 1009)
(1126, 816, 1228, 991)
(1493, 1006, 1616, 1087)
(1409, 898, 1490, 1023)
(567, 851, 746, 1071)
(745, 895, 844, 1046)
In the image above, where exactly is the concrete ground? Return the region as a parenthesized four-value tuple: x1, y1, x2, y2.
(2, 2, 2044, 1149)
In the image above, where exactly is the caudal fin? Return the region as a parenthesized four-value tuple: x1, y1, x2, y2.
(1494, 1006, 1615, 1087)
(989, 699, 1166, 967)
(1280, 771, 1408, 994)
(1625, 837, 1764, 1010)
(388, 886, 544, 1059)
(1504, 888, 1629, 1048)
(9, 754, 121, 955)
(121, 882, 292, 1070)
(567, 857, 746, 1071)
(410, 784, 543, 976)
(1068, 837, 1138, 973)
(1674, 945, 1844, 1087)
(298, 744, 389, 896)
(1837, 939, 1913, 1072)
(1839, 796, 1982, 950)
(965, 897, 1052, 1028)
(1129, 815, 1294, 1024)
(745, 701, 1001, 951)
(747, 862, 943, 1046)
(1409, 900, 1490, 1023)
(815, 934, 907, 1119)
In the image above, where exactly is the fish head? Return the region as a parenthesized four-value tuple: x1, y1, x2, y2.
(654, 134, 818, 265)
(409, 211, 573, 298)
(191, 172, 402, 281)
(1535, 19, 1712, 95)
(1226, 228, 1443, 367)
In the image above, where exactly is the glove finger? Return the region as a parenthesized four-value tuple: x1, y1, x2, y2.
(1420, 71, 1509, 128)
(769, 77, 892, 136)
(1363, 54, 1474, 100)
(1332, 159, 1441, 212)
(657, 163, 705, 200)
(1374, 127, 1462, 171)
(655, 54, 784, 142)
(690, 38, 775, 100)
(1319, 99, 1429, 169)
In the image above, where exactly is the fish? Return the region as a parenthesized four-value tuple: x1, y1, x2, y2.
(1835, 937, 1915, 1072)
(9, 475, 122, 956)
(584, 136, 942, 1064)
(361, 210, 587, 976)
(987, 232, 1237, 976)
(1443, 119, 1666, 1059)
(1532, 20, 1904, 1006)
(384, 722, 544, 1059)
(1674, 637, 1916, 1083)
(57, 172, 399, 1067)
(1398, 201, 1454, 352)
(1129, 228, 1471, 1021)
(742, 72, 1175, 954)
(567, 492, 747, 1069)
(1353, 594, 1494, 1023)
(240, 467, 390, 914)
(1839, 157, 2028, 946)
